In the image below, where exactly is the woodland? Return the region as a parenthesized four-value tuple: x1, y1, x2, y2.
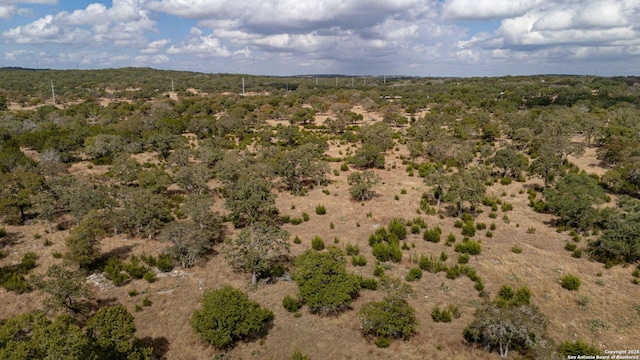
(0, 67, 639, 359)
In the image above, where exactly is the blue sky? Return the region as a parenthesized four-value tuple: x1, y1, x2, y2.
(1, 0, 639, 76)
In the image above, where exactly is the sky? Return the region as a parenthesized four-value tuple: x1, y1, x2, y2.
(1, 0, 639, 77)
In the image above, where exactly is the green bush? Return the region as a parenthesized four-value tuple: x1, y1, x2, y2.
(388, 218, 407, 240)
(359, 296, 417, 347)
(431, 306, 452, 323)
(20, 252, 37, 271)
(345, 243, 360, 256)
(419, 255, 447, 273)
(156, 253, 174, 272)
(445, 233, 456, 246)
(282, 295, 302, 313)
(315, 205, 327, 215)
(454, 238, 482, 255)
(358, 276, 379, 290)
(372, 243, 402, 263)
(311, 236, 325, 251)
(561, 274, 582, 291)
(294, 249, 360, 315)
(0, 227, 6, 237)
(351, 254, 367, 266)
(461, 221, 476, 237)
(340, 163, 349, 171)
(458, 253, 470, 264)
(104, 258, 129, 287)
(558, 340, 603, 357)
(290, 217, 303, 225)
(302, 212, 310, 222)
(423, 226, 442, 243)
(405, 268, 422, 282)
(191, 285, 274, 349)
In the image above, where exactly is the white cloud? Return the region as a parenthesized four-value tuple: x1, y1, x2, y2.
(2, 0, 155, 47)
(443, 0, 545, 20)
(167, 28, 232, 57)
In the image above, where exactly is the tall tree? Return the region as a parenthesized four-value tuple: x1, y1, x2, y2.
(224, 222, 290, 285)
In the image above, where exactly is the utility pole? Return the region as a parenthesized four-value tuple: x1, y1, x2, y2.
(242, 77, 245, 95)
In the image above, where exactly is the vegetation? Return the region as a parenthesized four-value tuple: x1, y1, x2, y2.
(190, 285, 274, 349)
(1, 68, 639, 358)
(293, 248, 360, 315)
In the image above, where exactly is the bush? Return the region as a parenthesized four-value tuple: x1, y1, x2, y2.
(156, 253, 174, 272)
(358, 277, 379, 290)
(20, 252, 37, 271)
(445, 233, 456, 246)
(345, 243, 360, 256)
(359, 296, 417, 347)
(405, 268, 422, 282)
(561, 274, 582, 291)
(351, 255, 367, 266)
(0, 227, 6, 237)
(290, 217, 303, 225)
(431, 306, 452, 323)
(461, 221, 476, 237)
(191, 285, 274, 349)
(423, 226, 442, 243)
(315, 205, 327, 215)
(282, 295, 302, 313)
(419, 255, 447, 273)
(454, 238, 482, 255)
(372, 243, 402, 263)
(340, 163, 349, 171)
(388, 218, 407, 240)
(458, 254, 470, 264)
(558, 340, 603, 357)
(302, 212, 310, 222)
(293, 249, 360, 315)
(311, 236, 325, 251)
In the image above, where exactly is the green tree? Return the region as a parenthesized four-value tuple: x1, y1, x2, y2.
(273, 143, 328, 195)
(83, 134, 124, 160)
(530, 149, 564, 188)
(293, 248, 360, 315)
(348, 170, 381, 201)
(351, 143, 385, 169)
(0, 170, 43, 223)
(443, 167, 487, 217)
(35, 264, 92, 314)
(87, 305, 153, 359)
(65, 215, 106, 269)
(190, 285, 274, 349)
(224, 222, 290, 285)
(543, 173, 606, 230)
(112, 188, 173, 238)
(487, 148, 528, 178)
(160, 221, 216, 268)
(464, 287, 551, 358)
(224, 174, 279, 227)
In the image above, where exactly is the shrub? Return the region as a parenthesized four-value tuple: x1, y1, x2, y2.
(351, 255, 367, 266)
(431, 305, 460, 323)
(340, 163, 349, 171)
(358, 277, 379, 290)
(501, 202, 513, 212)
(345, 243, 360, 256)
(405, 268, 422, 282)
(282, 295, 302, 313)
(302, 212, 310, 222)
(445, 233, 456, 246)
(455, 239, 482, 255)
(461, 221, 476, 237)
(511, 245, 523, 254)
(291, 349, 311, 360)
(423, 226, 442, 243)
(558, 340, 603, 357)
(191, 285, 274, 349)
(372, 243, 402, 262)
(315, 205, 327, 215)
(156, 253, 174, 272)
(20, 252, 37, 271)
(500, 177, 512, 185)
(419, 255, 447, 273)
(561, 274, 582, 291)
(293, 235, 302, 244)
(458, 254, 470, 264)
(311, 236, 325, 251)
(290, 217, 303, 225)
(294, 249, 360, 315)
(475, 222, 487, 230)
(359, 296, 417, 347)
(388, 218, 407, 240)
(0, 227, 6, 237)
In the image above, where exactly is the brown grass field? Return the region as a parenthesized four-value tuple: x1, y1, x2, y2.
(1, 109, 639, 360)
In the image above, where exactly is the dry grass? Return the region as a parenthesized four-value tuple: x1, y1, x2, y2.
(1, 119, 638, 360)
